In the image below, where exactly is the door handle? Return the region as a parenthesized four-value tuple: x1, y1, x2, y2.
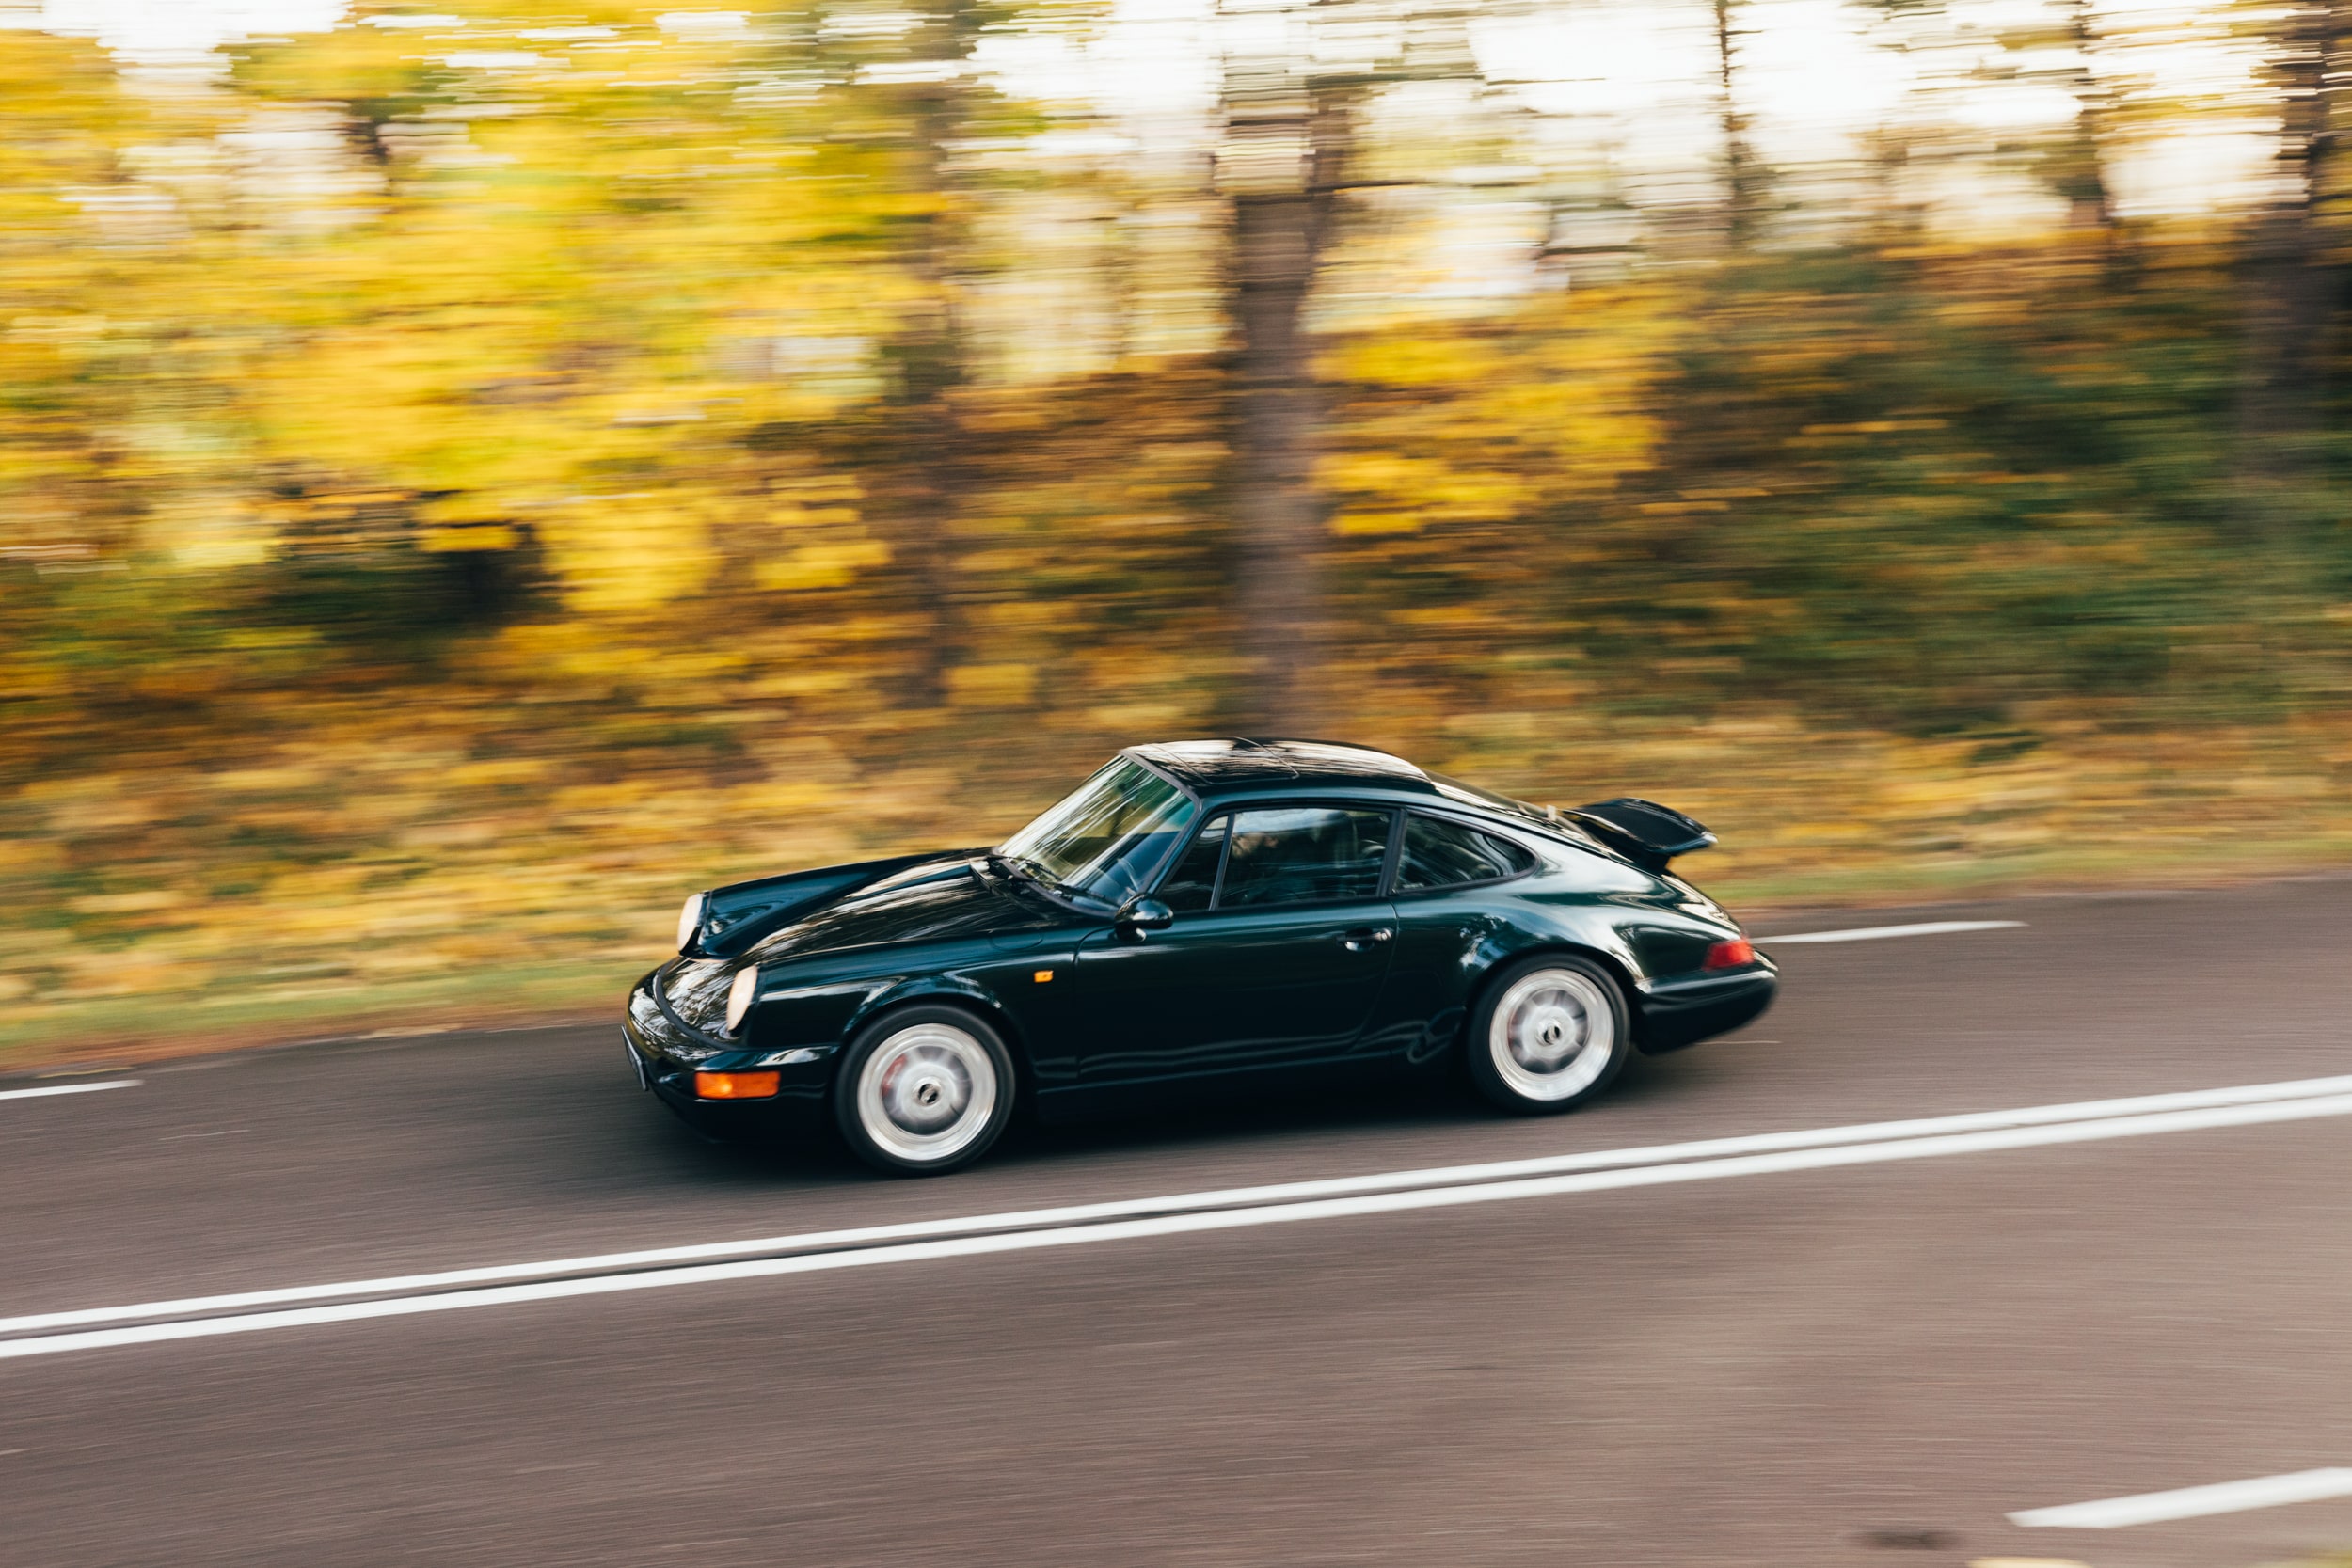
(1341, 927, 1392, 951)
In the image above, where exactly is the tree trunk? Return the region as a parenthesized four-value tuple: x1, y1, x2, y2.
(1713, 0, 1755, 245)
(1223, 74, 1344, 735)
(874, 323, 962, 710)
(871, 17, 980, 711)
(2235, 0, 2342, 519)
(2061, 0, 2115, 233)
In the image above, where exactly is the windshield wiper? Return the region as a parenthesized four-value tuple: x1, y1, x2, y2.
(989, 851, 1053, 890)
(992, 852, 1097, 908)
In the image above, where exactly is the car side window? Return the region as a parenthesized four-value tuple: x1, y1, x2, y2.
(1155, 815, 1229, 912)
(1394, 814, 1536, 892)
(1216, 807, 1392, 910)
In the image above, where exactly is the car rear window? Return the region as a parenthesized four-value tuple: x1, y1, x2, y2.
(1394, 814, 1535, 891)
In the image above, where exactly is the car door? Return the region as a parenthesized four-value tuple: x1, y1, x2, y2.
(1057, 803, 1400, 1110)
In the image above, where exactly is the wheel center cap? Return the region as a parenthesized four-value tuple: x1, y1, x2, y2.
(893, 1067, 962, 1128)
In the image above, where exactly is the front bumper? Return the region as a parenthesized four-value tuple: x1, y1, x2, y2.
(1634, 962, 1777, 1053)
(624, 972, 834, 1137)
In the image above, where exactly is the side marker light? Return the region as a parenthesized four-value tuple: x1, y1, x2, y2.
(695, 1070, 780, 1100)
(1033, 970, 1055, 983)
(1703, 938, 1755, 971)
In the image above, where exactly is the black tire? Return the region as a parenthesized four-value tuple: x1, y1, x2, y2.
(1465, 954, 1631, 1115)
(833, 1004, 1016, 1176)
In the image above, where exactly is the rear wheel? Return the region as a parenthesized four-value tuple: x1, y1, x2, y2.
(1466, 955, 1630, 1114)
(834, 1005, 1015, 1176)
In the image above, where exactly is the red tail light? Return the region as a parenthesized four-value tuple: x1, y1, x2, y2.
(1703, 938, 1755, 970)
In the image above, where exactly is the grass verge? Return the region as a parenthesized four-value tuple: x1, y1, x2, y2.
(0, 958, 632, 1075)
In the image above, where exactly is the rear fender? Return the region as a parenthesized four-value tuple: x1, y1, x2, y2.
(1465, 938, 1652, 1051)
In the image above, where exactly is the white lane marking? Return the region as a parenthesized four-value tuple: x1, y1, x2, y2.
(1759, 920, 2025, 945)
(11, 1071, 2352, 1339)
(2010, 1467, 2352, 1529)
(8, 1085, 2352, 1361)
(0, 1081, 140, 1103)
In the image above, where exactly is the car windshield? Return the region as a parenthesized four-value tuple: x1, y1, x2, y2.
(997, 757, 1198, 909)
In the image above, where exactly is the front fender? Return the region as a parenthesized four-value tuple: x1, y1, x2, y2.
(848, 971, 1014, 1037)
(743, 957, 1043, 1073)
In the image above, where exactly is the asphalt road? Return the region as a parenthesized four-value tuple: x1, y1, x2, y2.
(5, 876, 2351, 1568)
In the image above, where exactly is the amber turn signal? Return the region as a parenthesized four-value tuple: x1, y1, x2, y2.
(694, 1069, 780, 1100)
(1702, 938, 1755, 970)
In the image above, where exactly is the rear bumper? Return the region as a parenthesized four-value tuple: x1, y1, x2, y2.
(1634, 964, 1777, 1054)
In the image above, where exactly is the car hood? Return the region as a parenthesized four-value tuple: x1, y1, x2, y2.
(660, 855, 1068, 1029)
(754, 856, 1059, 960)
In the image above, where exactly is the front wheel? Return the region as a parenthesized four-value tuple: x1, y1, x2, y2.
(834, 1005, 1016, 1176)
(1466, 956, 1631, 1115)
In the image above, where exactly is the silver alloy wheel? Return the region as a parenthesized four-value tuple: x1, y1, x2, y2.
(1486, 966, 1617, 1101)
(854, 1021, 999, 1164)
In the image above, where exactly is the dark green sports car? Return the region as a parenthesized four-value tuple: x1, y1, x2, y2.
(625, 738, 1775, 1175)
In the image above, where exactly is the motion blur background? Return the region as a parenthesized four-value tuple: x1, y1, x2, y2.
(5, 0, 2351, 1055)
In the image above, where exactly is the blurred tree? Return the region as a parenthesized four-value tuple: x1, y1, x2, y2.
(1220, 30, 1351, 733)
(1713, 0, 1757, 245)
(1987, 0, 2119, 235)
(2236, 0, 2351, 513)
(2058, 0, 2116, 232)
(834, 4, 993, 710)
(1216, 0, 1476, 732)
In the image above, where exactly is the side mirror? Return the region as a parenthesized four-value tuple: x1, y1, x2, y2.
(1116, 897, 1174, 935)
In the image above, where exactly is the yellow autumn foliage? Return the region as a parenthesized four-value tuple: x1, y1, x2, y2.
(2, 5, 2351, 1059)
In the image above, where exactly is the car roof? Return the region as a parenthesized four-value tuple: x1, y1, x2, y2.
(1124, 737, 1440, 797)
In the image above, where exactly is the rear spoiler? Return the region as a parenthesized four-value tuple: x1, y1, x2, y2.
(1558, 798, 1716, 873)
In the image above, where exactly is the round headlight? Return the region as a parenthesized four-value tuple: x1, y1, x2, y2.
(725, 964, 760, 1035)
(676, 892, 708, 953)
